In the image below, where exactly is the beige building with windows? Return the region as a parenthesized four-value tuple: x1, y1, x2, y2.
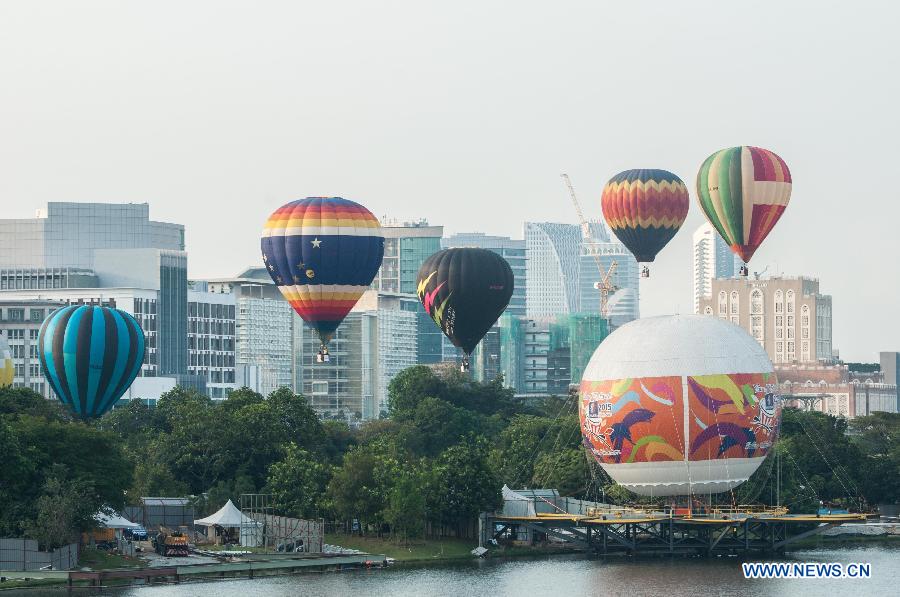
(697, 276, 833, 364)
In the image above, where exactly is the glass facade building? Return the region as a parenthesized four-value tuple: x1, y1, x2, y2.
(373, 220, 443, 365)
(294, 291, 418, 421)
(525, 222, 581, 318)
(0, 202, 183, 269)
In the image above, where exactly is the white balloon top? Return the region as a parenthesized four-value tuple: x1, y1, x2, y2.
(582, 314, 773, 381)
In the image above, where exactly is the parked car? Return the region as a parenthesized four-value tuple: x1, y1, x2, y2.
(125, 525, 149, 540)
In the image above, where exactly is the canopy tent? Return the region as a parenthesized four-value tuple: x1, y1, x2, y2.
(194, 500, 262, 546)
(94, 511, 139, 529)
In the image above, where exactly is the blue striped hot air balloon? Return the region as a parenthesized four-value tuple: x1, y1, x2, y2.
(38, 305, 145, 419)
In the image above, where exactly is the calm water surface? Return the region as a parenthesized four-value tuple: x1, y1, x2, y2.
(21, 546, 900, 597)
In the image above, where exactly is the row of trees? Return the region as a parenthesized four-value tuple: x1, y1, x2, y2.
(2, 366, 898, 548)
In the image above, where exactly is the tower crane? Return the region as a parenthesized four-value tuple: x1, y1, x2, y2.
(561, 174, 618, 321)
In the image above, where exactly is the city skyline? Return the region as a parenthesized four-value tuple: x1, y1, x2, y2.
(2, 2, 897, 361)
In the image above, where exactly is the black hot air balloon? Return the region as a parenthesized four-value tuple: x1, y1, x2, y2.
(416, 248, 514, 371)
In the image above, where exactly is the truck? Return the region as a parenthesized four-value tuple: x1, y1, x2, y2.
(152, 527, 190, 557)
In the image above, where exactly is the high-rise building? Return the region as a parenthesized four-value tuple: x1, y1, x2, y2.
(880, 352, 900, 409)
(188, 282, 237, 399)
(204, 268, 294, 397)
(294, 290, 418, 421)
(692, 222, 744, 313)
(0, 203, 189, 377)
(499, 312, 608, 395)
(525, 222, 581, 318)
(697, 276, 833, 364)
(579, 223, 640, 328)
(373, 220, 443, 364)
(0, 202, 184, 269)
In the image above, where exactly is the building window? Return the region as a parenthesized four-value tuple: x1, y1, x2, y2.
(776, 341, 783, 352)
(787, 328, 794, 339)
(776, 328, 783, 339)
(751, 290, 763, 314)
(730, 292, 739, 314)
(787, 316, 794, 327)
(704, 306, 713, 315)
(776, 316, 783, 327)
(718, 291, 727, 315)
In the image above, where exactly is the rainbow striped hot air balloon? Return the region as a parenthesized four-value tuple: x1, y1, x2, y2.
(260, 198, 384, 360)
(38, 305, 146, 419)
(696, 146, 791, 263)
(601, 169, 689, 264)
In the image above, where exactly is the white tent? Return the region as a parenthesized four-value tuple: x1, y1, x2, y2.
(95, 511, 139, 529)
(194, 500, 262, 546)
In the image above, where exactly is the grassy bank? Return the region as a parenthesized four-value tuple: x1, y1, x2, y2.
(325, 533, 475, 562)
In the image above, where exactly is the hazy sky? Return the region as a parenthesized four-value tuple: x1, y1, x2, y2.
(1, 1, 897, 361)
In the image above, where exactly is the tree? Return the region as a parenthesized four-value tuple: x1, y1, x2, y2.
(427, 439, 501, 531)
(266, 444, 328, 519)
(27, 465, 96, 550)
(490, 414, 554, 485)
(531, 448, 589, 497)
(383, 470, 426, 541)
(387, 366, 442, 419)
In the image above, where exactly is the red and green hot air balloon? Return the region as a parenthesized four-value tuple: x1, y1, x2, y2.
(261, 198, 384, 362)
(601, 169, 689, 275)
(696, 146, 792, 264)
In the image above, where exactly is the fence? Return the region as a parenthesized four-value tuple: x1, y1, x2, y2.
(0, 539, 78, 571)
(125, 498, 195, 530)
(245, 513, 324, 553)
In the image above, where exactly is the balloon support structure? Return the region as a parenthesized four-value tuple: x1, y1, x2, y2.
(482, 507, 870, 557)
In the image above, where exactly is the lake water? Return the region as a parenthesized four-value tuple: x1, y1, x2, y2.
(23, 546, 900, 596)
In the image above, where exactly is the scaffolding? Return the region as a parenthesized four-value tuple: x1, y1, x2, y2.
(239, 494, 325, 553)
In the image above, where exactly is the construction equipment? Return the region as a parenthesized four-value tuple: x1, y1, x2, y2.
(153, 526, 190, 557)
(561, 174, 618, 319)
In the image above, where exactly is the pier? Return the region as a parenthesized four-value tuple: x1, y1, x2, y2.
(482, 509, 870, 556)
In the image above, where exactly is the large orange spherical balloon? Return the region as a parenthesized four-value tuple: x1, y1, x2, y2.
(580, 315, 781, 496)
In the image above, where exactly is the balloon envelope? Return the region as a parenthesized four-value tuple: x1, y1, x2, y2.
(601, 169, 689, 263)
(580, 315, 781, 496)
(38, 305, 146, 419)
(416, 248, 514, 355)
(260, 197, 384, 345)
(0, 336, 13, 388)
(696, 146, 792, 263)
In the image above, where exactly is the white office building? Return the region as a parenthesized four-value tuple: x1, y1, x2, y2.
(692, 222, 744, 313)
(188, 283, 238, 399)
(203, 268, 294, 397)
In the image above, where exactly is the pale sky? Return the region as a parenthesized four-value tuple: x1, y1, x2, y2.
(1, 1, 897, 362)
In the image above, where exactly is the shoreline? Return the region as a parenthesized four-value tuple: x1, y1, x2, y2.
(2, 535, 897, 591)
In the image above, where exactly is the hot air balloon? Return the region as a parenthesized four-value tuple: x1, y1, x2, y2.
(38, 305, 146, 419)
(416, 248, 514, 371)
(261, 197, 384, 362)
(601, 169, 689, 277)
(580, 314, 780, 496)
(696, 146, 791, 266)
(0, 336, 13, 388)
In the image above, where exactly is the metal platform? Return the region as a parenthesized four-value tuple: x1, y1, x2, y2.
(482, 511, 868, 556)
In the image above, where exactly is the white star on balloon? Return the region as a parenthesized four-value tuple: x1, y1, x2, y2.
(311, 238, 322, 248)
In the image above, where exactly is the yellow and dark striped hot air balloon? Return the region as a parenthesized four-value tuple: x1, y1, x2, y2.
(0, 335, 13, 388)
(601, 169, 690, 264)
(696, 146, 791, 263)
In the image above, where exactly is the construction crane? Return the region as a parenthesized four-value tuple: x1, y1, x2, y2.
(561, 173, 618, 320)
